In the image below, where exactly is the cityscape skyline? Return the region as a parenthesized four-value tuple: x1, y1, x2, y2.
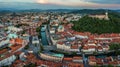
(0, 1, 120, 67)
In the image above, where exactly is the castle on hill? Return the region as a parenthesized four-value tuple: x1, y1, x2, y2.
(89, 12, 109, 20)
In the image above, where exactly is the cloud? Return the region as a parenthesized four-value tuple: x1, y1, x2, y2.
(0, 0, 35, 3)
(83, 0, 120, 4)
(0, 0, 119, 9)
(36, 0, 120, 8)
(36, 0, 48, 4)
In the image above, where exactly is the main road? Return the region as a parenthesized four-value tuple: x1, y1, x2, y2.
(82, 53, 89, 67)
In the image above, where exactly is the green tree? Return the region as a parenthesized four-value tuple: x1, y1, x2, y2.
(72, 12, 120, 34)
(40, 44, 44, 52)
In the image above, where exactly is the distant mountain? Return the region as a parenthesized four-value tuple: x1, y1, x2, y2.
(70, 9, 120, 14)
(0, 9, 120, 15)
(115, 10, 120, 13)
(70, 9, 108, 14)
(0, 2, 79, 10)
(0, 2, 120, 12)
(0, 2, 119, 13)
(19, 9, 76, 13)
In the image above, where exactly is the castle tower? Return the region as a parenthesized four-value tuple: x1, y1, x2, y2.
(105, 12, 109, 20)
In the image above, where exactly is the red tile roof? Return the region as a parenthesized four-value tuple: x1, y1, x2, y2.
(10, 44, 22, 52)
(96, 58, 103, 65)
(68, 62, 84, 67)
(14, 51, 22, 55)
(73, 56, 83, 60)
(71, 45, 78, 49)
(0, 53, 14, 61)
(97, 46, 103, 50)
(0, 49, 8, 55)
(15, 38, 23, 45)
(63, 57, 72, 61)
(83, 46, 88, 50)
(89, 56, 96, 62)
(57, 42, 64, 45)
(89, 46, 96, 49)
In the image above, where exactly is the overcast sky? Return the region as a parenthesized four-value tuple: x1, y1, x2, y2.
(0, 0, 120, 9)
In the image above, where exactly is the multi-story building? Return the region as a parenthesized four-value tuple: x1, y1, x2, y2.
(0, 49, 16, 66)
(56, 42, 71, 51)
(40, 52, 64, 62)
(32, 36, 39, 44)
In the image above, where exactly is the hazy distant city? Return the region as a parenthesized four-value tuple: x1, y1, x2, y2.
(0, 0, 120, 67)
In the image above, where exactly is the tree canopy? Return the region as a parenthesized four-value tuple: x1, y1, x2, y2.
(72, 12, 120, 34)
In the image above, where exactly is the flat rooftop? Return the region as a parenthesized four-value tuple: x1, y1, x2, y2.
(42, 51, 64, 58)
